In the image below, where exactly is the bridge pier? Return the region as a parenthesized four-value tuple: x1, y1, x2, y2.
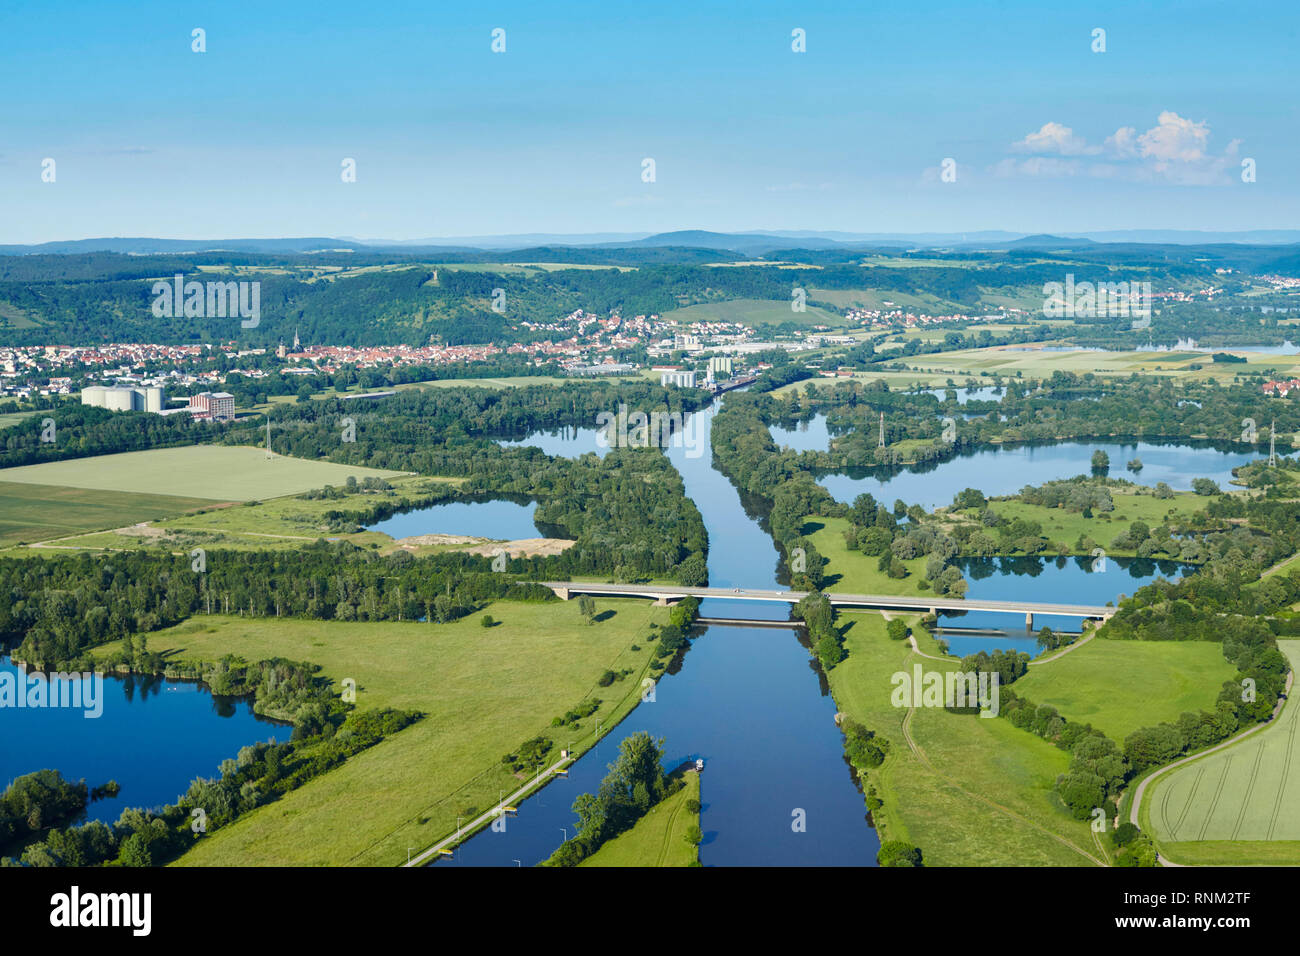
(653, 595, 683, 607)
(1026, 612, 1033, 630)
(552, 587, 570, 601)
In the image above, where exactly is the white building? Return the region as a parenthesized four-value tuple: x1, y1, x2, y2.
(81, 385, 166, 413)
(660, 370, 697, 388)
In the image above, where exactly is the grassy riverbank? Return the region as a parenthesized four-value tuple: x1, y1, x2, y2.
(91, 598, 669, 866)
(826, 611, 1102, 866)
(578, 771, 701, 867)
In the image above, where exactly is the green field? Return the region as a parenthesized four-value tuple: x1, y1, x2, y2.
(578, 771, 700, 867)
(956, 489, 1211, 554)
(1145, 641, 1300, 862)
(40, 475, 470, 554)
(900, 343, 1300, 384)
(0, 480, 215, 548)
(0, 446, 406, 501)
(90, 599, 669, 866)
(826, 611, 1103, 866)
(1017, 638, 1236, 741)
(804, 516, 930, 596)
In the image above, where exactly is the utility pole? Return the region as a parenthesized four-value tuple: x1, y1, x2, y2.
(878, 411, 885, 449)
(265, 414, 271, 460)
(1270, 418, 1278, 467)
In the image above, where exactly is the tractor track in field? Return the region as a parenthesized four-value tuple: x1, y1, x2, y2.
(1265, 712, 1297, 840)
(1229, 745, 1266, 840)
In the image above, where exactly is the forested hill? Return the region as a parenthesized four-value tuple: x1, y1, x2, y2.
(0, 242, 1294, 347)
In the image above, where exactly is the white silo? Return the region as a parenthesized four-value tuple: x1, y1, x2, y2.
(81, 386, 107, 407)
(142, 386, 164, 413)
(103, 387, 135, 412)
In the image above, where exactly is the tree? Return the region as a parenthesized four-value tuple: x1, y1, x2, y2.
(684, 824, 703, 846)
(578, 596, 596, 623)
(1127, 458, 1143, 473)
(877, 841, 922, 866)
(480, 614, 494, 628)
(1091, 450, 1110, 473)
(1192, 477, 1220, 496)
(886, 619, 909, 641)
(1036, 626, 1060, 652)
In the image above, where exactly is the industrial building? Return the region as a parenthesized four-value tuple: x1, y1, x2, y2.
(660, 369, 697, 388)
(81, 385, 165, 413)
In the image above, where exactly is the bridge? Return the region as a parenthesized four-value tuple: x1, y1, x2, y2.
(542, 581, 1114, 629)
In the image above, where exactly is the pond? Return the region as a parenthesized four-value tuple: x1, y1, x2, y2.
(0, 655, 292, 826)
(367, 497, 540, 540)
(932, 556, 1189, 657)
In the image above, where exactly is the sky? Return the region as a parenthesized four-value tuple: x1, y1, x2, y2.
(1, 0, 1297, 243)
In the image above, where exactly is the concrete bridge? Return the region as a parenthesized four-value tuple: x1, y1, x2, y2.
(542, 581, 1114, 629)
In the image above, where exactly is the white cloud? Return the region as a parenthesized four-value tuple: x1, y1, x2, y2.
(1137, 111, 1210, 162)
(997, 112, 1240, 185)
(1013, 122, 1097, 156)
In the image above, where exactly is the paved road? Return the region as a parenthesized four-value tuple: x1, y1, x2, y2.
(543, 581, 1113, 619)
(403, 753, 575, 868)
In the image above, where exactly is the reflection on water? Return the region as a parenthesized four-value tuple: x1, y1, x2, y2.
(1, 656, 292, 825)
(367, 496, 540, 540)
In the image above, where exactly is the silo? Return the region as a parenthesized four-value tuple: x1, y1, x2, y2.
(142, 386, 164, 413)
(81, 386, 107, 407)
(103, 387, 135, 412)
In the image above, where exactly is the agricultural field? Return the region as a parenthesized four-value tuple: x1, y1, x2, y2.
(0, 480, 215, 548)
(0, 445, 406, 500)
(578, 771, 700, 867)
(1144, 641, 1300, 863)
(901, 342, 1300, 383)
(28, 475, 467, 554)
(1016, 638, 1236, 741)
(87, 598, 670, 866)
(827, 611, 1103, 866)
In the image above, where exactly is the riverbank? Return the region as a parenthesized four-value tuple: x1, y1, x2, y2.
(825, 611, 1104, 865)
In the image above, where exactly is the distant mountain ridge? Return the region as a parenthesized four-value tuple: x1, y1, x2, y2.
(3, 229, 1300, 257)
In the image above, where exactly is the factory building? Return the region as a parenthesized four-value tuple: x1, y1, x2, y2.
(81, 385, 166, 413)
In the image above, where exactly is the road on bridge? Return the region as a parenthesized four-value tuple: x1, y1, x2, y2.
(541, 581, 1114, 621)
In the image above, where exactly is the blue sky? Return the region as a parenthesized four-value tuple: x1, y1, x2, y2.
(1, 0, 1296, 242)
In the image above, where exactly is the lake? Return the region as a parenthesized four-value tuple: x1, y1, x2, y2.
(0, 655, 292, 827)
(367, 497, 540, 540)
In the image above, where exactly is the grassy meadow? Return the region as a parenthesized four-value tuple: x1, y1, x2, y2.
(826, 611, 1102, 866)
(1016, 638, 1236, 741)
(89, 598, 670, 866)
